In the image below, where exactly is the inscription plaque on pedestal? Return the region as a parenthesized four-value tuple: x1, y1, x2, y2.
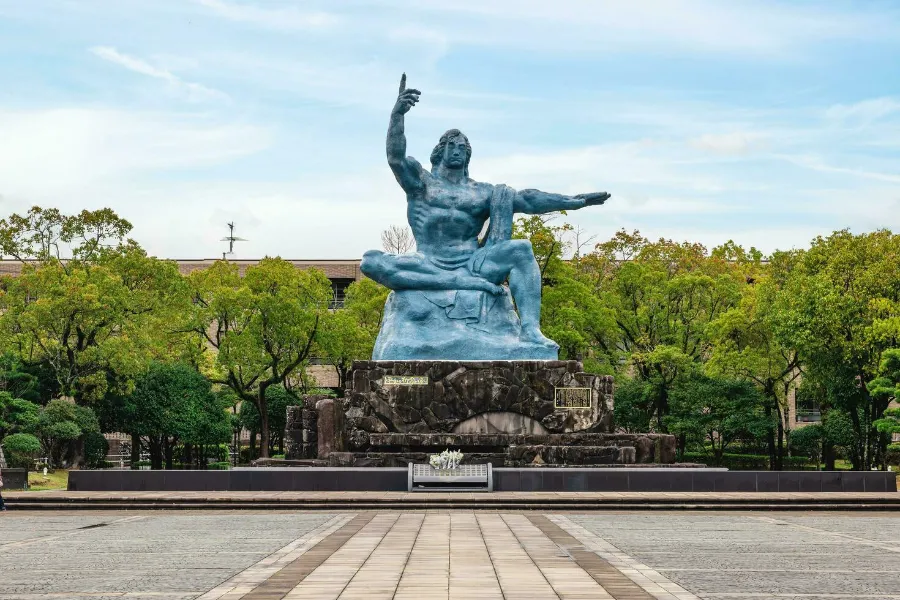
(554, 387, 592, 409)
(384, 374, 429, 386)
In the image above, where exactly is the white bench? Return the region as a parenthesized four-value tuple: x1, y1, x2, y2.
(407, 463, 493, 492)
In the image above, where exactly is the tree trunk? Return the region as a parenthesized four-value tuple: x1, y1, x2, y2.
(824, 440, 837, 471)
(776, 417, 785, 471)
(148, 437, 163, 470)
(183, 443, 193, 469)
(764, 403, 776, 470)
(164, 438, 174, 470)
(259, 395, 270, 459)
(130, 433, 141, 470)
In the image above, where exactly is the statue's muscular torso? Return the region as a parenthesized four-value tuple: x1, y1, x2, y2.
(407, 168, 494, 260)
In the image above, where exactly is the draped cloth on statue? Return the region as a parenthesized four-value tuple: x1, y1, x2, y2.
(372, 184, 556, 360)
(422, 184, 515, 326)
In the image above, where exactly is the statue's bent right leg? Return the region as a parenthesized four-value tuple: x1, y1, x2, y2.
(361, 250, 504, 294)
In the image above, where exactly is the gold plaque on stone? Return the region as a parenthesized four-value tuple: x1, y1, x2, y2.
(554, 387, 592, 409)
(383, 375, 429, 386)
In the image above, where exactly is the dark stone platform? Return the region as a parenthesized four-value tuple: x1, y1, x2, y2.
(345, 360, 613, 443)
(281, 359, 683, 467)
(1, 468, 28, 490)
(67, 468, 899, 493)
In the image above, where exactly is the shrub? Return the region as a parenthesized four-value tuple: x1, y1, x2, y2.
(684, 451, 814, 470)
(2, 432, 42, 468)
(83, 431, 110, 469)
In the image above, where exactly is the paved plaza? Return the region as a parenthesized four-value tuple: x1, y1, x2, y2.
(1, 510, 899, 599)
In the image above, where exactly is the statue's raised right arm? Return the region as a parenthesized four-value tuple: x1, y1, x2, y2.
(387, 74, 425, 193)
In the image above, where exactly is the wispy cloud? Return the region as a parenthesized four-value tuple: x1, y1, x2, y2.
(90, 46, 228, 102)
(0, 108, 270, 194)
(825, 97, 900, 124)
(192, 0, 339, 30)
(689, 132, 768, 156)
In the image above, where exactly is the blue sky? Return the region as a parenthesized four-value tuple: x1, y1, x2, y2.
(0, 0, 898, 259)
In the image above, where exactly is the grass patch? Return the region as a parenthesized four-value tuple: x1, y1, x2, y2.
(27, 469, 69, 491)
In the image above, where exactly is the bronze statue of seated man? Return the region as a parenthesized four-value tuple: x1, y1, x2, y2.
(361, 75, 609, 359)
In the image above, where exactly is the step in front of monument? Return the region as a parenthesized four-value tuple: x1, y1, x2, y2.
(365, 432, 677, 465)
(508, 444, 635, 465)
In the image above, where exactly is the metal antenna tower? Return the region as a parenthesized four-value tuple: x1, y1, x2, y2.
(220, 222, 247, 259)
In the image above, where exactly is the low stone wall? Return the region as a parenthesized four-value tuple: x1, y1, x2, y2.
(1, 468, 28, 490)
(66, 468, 899, 493)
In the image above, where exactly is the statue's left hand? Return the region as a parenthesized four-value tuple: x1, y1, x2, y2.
(574, 192, 611, 206)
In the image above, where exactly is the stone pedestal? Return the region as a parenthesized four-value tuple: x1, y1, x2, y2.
(284, 405, 318, 460)
(337, 360, 668, 466)
(346, 360, 613, 447)
(316, 398, 345, 459)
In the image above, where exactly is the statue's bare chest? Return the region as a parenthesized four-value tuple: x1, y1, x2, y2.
(421, 180, 490, 216)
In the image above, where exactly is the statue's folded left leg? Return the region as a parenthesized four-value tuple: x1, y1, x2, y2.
(475, 239, 556, 347)
(361, 250, 505, 295)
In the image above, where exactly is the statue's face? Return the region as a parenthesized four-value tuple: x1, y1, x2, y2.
(442, 135, 468, 169)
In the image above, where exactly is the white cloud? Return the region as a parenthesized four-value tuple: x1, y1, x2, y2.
(90, 46, 227, 102)
(0, 108, 271, 195)
(374, 0, 900, 57)
(775, 154, 900, 184)
(689, 132, 767, 156)
(192, 0, 339, 30)
(825, 97, 900, 123)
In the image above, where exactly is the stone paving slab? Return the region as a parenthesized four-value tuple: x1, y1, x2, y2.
(2, 510, 899, 599)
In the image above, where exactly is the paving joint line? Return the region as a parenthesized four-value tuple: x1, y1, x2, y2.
(752, 515, 900, 553)
(386, 513, 429, 600)
(329, 512, 403, 599)
(526, 514, 651, 599)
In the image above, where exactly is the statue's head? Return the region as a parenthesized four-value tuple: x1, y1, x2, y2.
(430, 129, 471, 176)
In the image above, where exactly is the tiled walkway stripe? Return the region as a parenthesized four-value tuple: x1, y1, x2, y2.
(527, 514, 654, 599)
(548, 515, 701, 600)
(240, 512, 376, 600)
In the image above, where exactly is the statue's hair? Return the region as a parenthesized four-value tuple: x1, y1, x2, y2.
(430, 129, 471, 177)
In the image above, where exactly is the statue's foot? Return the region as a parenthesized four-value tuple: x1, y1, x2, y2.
(521, 325, 559, 348)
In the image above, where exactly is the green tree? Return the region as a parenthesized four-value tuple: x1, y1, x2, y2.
(512, 214, 616, 369)
(318, 278, 389, 390)
(0, 392, 40, 439)
(1, 432, 42, 468)
(612, 377, 654, 433)
(0, 354, 42, 402)
(188, 258, 332, 457)
(119, 362, 229, 469)
(579, 230, 746, 428)
(869, 348, 900, 466)
(0, 207, 190, 403)
(772, 229, 900, 469)
(237, 384, 303, 455)
(33, 399, 103, 467)
(707, 266, 800, 470)
(664, 374, 772, 465)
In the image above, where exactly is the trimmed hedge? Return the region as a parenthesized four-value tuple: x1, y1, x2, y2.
(684, 452, 814, 470)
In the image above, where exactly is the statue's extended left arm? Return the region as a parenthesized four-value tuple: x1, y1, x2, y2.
(514, 189, 610, 214)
